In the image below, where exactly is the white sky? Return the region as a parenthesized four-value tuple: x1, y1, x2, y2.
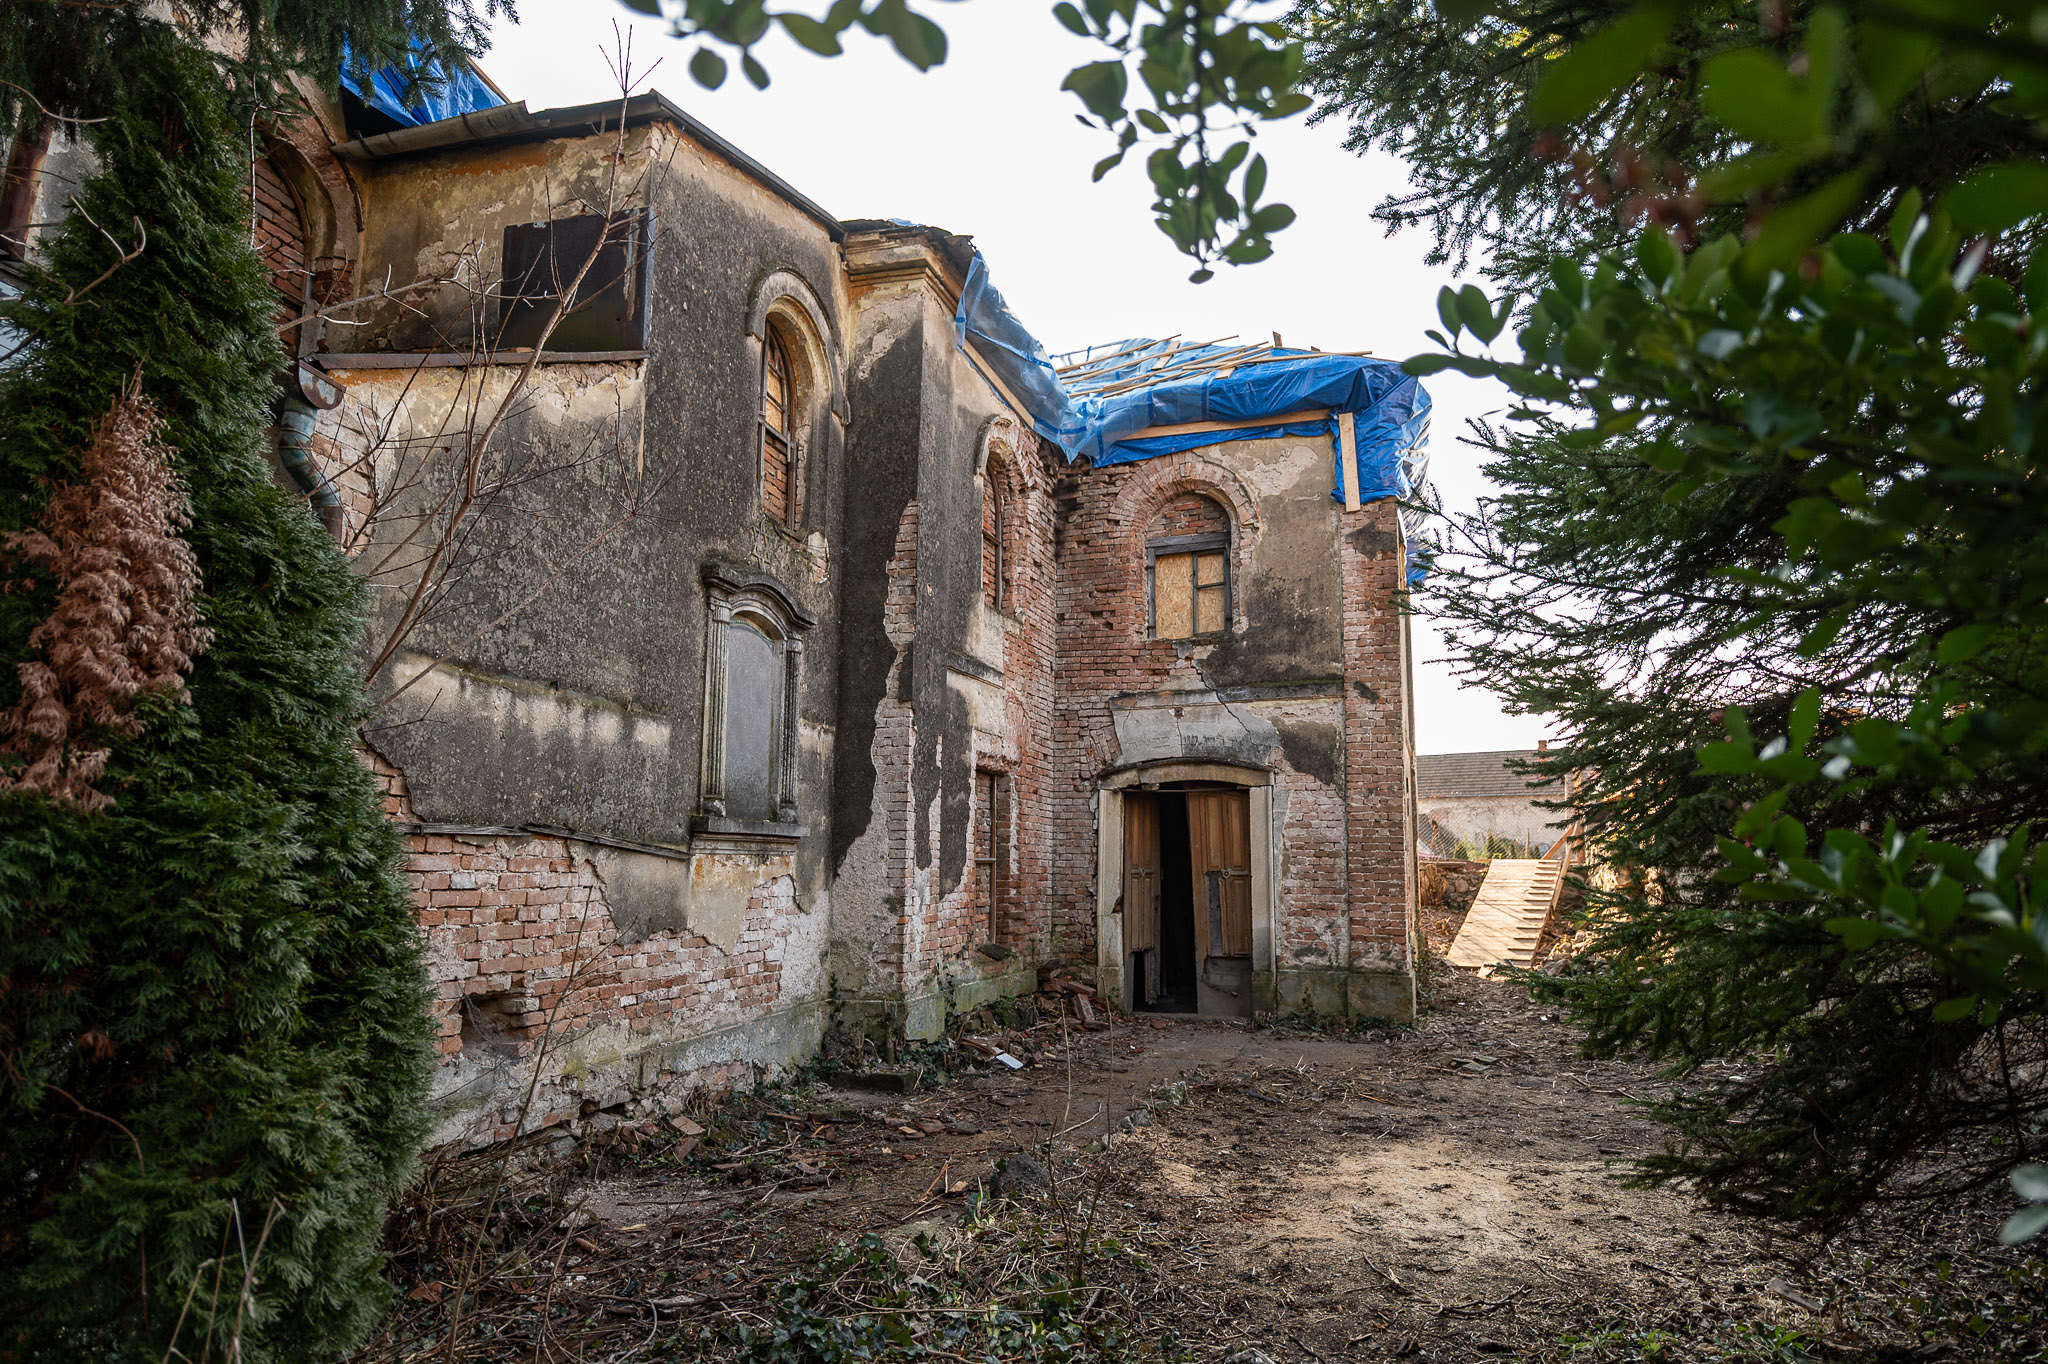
(479, 0, 1555, 755)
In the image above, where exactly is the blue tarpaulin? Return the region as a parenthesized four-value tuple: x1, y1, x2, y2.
(952, 255, 1435, 585)
(340, 43, 504, 128)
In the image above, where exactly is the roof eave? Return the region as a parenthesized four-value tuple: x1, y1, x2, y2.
(332, 92, 844, 242)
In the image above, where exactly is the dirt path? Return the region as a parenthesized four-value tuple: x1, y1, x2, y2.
(362, 970, 2046, 1362)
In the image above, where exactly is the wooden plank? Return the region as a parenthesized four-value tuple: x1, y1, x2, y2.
(1122, 408, 1332, 443)
(1445, 853, 1569, 971)
(1195, 553, 1227, 634)
(1339, 410, 1361, 511)
(1122, 794, 1160, 955)
(1188, 790, 1252, 957)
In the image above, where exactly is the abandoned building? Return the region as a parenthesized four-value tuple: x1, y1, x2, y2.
(1416, 747, 1570, 860)
(1, 58, 1435, 1144)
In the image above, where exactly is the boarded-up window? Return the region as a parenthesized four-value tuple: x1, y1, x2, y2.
(500, 211, 651, 352)
(722, 617, 780, 820)
(1146, 493, 1230, 640)
(982, 474, 1005, 609)
(1152, 550, 1227, 638)
(761, 324, 800, 526)
(252, 155, 308, 324)
(973, 771, 1003, 940)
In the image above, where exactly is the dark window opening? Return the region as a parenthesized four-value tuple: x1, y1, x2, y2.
(761, 325, 800, 526)
(499, 211, 651, 352)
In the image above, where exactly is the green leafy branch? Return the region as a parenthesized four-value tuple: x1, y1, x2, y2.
(1054, 0, 1307, 281)
(1522, 0, 2048, 254)
(613, 0, 959, 91)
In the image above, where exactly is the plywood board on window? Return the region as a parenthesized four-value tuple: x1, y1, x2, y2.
(1154, 552, 1194, 639)
(1195, 552, 1226, 634)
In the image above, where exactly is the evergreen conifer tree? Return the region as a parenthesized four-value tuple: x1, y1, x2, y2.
(1320, 1, 2048, 1227)
(0, 43, 435, 1361)
(1292, 0, 2048, 292)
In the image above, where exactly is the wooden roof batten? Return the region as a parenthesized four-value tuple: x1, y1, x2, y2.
(1055, 338, 1381, 407)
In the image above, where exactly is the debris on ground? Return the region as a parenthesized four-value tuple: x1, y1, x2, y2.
(353, 958, 2046, 1363)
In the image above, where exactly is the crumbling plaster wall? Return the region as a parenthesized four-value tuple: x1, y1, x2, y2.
(335, 115, 850, 862)
(829, 237, 1056, 1039)
(317, 116, 860, 1129)
(345, 125, 659, 353)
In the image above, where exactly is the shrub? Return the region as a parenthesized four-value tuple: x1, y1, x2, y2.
(0, 44, 433, 1360)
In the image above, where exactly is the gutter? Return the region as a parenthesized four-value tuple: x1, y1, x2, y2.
(332, 93, 844, 242)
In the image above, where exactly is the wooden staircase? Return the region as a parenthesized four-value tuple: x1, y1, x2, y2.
(1444, 832, 1574, 975)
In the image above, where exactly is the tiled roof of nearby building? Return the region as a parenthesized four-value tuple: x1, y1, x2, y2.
(1416, 749, 1564, 801)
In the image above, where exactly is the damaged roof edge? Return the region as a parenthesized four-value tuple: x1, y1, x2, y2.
(332, 92, 846, 242)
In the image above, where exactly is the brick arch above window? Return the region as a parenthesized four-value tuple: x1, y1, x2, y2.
(1104, 454, 1260, 542)
(258, 128, 362, 350)
(1145, 490, 1230, 541)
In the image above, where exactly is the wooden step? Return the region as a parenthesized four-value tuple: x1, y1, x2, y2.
(1444, 855, 1570, 972)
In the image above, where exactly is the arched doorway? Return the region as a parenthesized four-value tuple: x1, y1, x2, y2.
(1096, 762, 1274, 1018)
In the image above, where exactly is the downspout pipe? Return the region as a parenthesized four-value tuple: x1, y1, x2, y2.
(276, 394, 345, 539)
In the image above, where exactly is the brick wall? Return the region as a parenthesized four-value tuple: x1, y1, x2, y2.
(1148, 491, 1229, 538)
(252, 154, 307, 324)
(1042, 446, 1414, 1007)
(365, 753, 816, 1145)
(850, 426, 1062, 1019)
(1341, 498, 1415, 976)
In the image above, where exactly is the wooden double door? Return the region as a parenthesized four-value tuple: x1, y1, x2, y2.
(1123, 786, 1253, 1017)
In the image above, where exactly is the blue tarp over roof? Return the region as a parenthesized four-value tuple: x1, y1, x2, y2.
(952, 254, 1435, 585)
(340, 43, 504, 128)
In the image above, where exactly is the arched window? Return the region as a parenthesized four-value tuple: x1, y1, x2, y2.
(1145, 493, 1231, 640)
(982, 472, 1005, 610)
(760, 324, 800, 526)
(252, 154, 309, 327)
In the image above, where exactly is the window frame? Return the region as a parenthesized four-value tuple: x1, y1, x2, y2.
(695, 563, 816, 839)
(759, 322, 802, 529)
(498, 209, 653, 353)
(1144, 529, 1232, 640)
(971, 769, 1007, 944)
(981, 472, 1006, 612)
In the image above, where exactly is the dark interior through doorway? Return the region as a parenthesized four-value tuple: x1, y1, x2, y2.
(1137, 792, 1197, 1013)
(1123, 781, 1253, 1017)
